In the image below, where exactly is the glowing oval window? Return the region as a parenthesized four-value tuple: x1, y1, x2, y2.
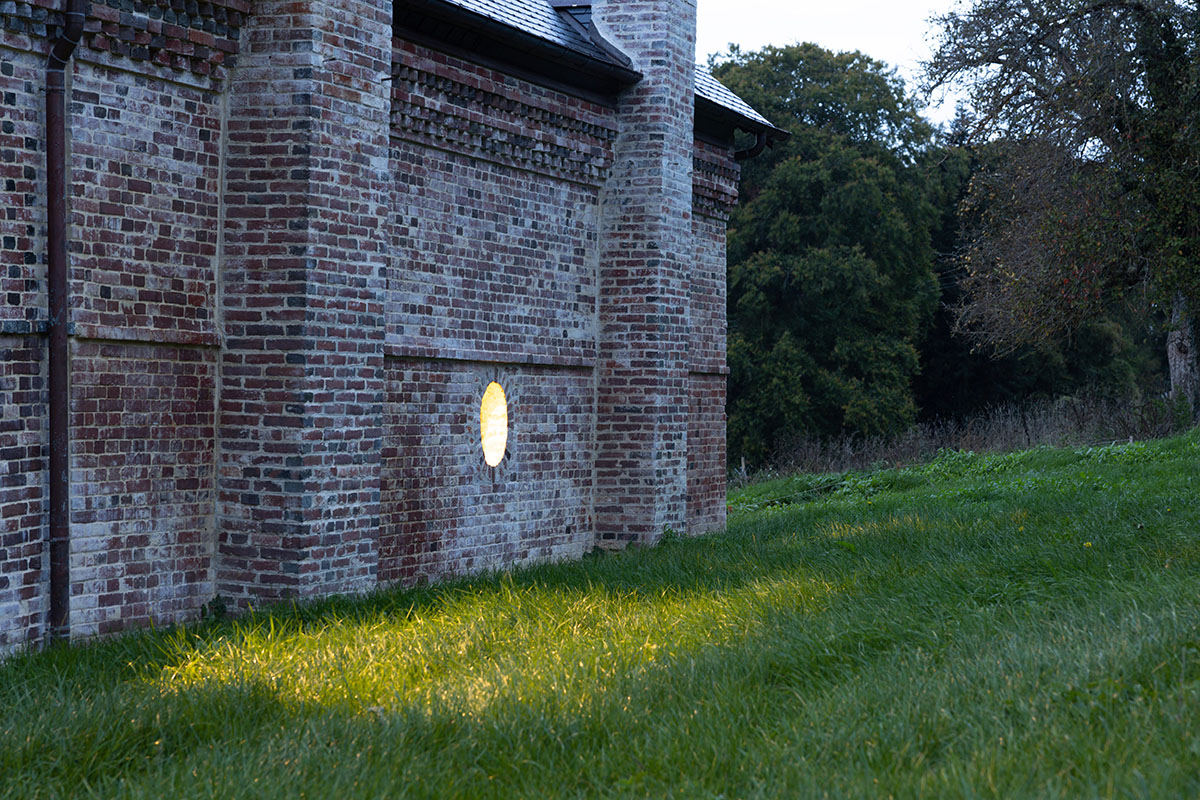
(480, 382, 508, 467)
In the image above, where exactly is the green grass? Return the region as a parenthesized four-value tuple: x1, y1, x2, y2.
(4, 433, 1200, 799)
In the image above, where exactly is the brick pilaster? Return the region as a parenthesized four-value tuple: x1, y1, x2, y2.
(592, 0, 697, 545)
(217, 0, 390, 602)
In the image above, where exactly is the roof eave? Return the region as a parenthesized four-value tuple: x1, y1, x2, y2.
(395, 0, 642, 97)
(695, 96, 790, 147)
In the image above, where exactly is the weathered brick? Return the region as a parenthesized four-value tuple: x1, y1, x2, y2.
(593, 0, 698, 546)
(0, 335, 46, 650)
(69, 341, 216, 637)
(216, 0, 390, 603)
(1, 0, 750, 653)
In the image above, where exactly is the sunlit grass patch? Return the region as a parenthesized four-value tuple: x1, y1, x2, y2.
(2, 430, 1200, 798)
(154, 569, 843, 724)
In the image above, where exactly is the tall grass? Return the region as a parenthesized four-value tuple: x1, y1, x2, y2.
(2, 432, 1200, 798)
(761, 394, 1195, 478)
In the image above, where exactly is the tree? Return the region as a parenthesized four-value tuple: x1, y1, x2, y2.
(916, 117, 1168, 420)
(714, 45, 939, 463)
(924, 0, 1200, 408)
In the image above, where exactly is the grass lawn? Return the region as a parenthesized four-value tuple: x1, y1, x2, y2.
(3, 434, 1200, 798)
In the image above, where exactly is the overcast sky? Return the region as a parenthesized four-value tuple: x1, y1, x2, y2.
(696, 0, 964, 124)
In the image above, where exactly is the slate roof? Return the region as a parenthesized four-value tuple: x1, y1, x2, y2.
(694, 64, 773, 129)
(437, 0, 615, 64)
(436, 0, 779, 133)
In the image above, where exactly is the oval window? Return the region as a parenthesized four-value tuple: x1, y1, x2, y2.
(480, 382, 508, 467)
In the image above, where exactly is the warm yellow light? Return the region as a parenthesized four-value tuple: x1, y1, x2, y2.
(480, 382, 508, 467)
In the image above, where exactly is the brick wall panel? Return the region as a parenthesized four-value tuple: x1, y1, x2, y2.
(0, 336, 46, 652)
(387, 144, 600, 366)
(690, 140, 738, 375)
(685, 138, 736, 535)
(686, 373, 726, 534)
(69, 341, 216, 637)
(0, 47, 46, 332)
(380, 359, 593, 585)
(69, 62, 223, 345)
(387, 41, 613, 367)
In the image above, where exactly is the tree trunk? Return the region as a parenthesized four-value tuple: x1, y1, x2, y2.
(1167, 293, 1199, 415)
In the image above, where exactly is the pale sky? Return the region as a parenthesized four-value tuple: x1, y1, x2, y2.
(696, 0, 965, 125)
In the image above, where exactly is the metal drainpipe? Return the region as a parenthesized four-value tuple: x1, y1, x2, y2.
(46, 0, 88, 643)
(734, 130, 768, 162)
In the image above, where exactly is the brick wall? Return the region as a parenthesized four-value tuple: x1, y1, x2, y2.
(380, 359, 593, 584)
(217, 0, 391, 603)
(387, 41, 613, 367)
(69, 61, 223, 347)
(0, 43, 45, 334)
(0, 337, 46, 650)
(66, 33, 230, 637)
(0, 38, 48, 650)
(69, 341, 215, 636)
(1, 2, 235, 649)
(593, 0, 697, 545)
(381, 40, 610, 581)
(688, 139, 739, 534)
(2, 0, 740, 649)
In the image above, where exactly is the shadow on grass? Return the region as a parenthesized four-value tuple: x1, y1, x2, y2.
(6, 498, 1199, 797)
(5, 446, 1200, 796)
(3, 461, 1184, 699)
(8, 553, 1200, 799)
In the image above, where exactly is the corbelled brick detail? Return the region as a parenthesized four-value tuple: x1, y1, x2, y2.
(693, 140, 740, 224)
(1, 0, 244, 78)
(217, 0, 390, 603)
(389, 48, 617, 189)
(593, 0, 697, 545)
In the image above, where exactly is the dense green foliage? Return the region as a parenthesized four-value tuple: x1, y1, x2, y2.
(715, 43, 1173, 461)
(715, 45, 940, 462)
(4, 433, 1200, 798)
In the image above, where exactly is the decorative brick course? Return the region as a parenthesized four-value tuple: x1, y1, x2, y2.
(1, 0, 243, 77)
(390, 43, 617, 188)
(693, 139, 740, 222)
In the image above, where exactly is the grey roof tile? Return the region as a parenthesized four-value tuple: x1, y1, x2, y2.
(434, 0, 779, 132)
(694, 63, 774, 129)
(438, 0, 611, 62)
